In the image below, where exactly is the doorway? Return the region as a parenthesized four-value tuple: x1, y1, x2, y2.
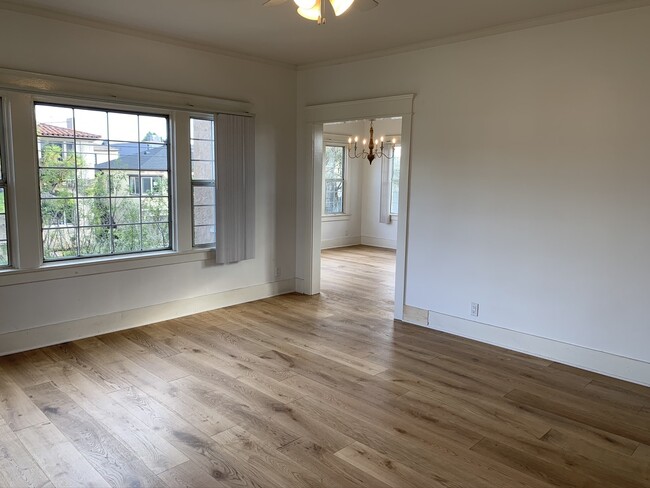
(300, 94, 414, 320)
(319, 118, 402, 306)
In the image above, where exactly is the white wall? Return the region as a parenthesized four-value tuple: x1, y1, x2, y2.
(299, 7, 650, 380)
(321, 119, 400, 249)
(0, 9, 296, 349)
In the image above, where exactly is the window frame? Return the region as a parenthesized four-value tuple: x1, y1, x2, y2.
(322, 142, 347, 217)
(34, 101, 174, 262)
(189, 115, 216, 249)
(389, 142, 401, 217)
(0, 98, 10, 268)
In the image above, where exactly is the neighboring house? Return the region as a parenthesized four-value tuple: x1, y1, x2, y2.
(37, 123, 117, 166)
(95, 137, 168, 196)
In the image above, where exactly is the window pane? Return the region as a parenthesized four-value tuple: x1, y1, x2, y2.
(78, 198, 111, 226)
(141, 197, 169, 223)
(324, 146, 344, 178)
(108, 112, 139, 142)
(0, 101, 8, 266)
(142, 223, 169, 250)
(79, 226, 112, 257)
(193, 225, 215, 246)
(190, 117, 216, 247)
(43, 228, 78, 260)
(39, 168, 76, 197)
(191, 118, 213, 140)
(78, 170, 110, 197)
(41, 199, 78, 228)
(140, 115, 168, 143)
(36, 103, 171, 261)
(390, 145, 401, 215)
(113, 224, 141, 254)
(323, 145, 345, 215)
(325, 180, 344, 215)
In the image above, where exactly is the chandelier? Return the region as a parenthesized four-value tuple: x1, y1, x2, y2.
(295, 0, 354, 24)
(347, 121, 396, 164)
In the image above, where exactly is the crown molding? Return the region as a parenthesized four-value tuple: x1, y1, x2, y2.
(298, 0, 650, 70)
(0, 1, 296, 71)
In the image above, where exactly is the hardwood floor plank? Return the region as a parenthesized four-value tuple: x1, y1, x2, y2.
(45, 368, 189, 474)
(0, 371, 50, 431)
(16, 423, 111, 488)
(157, 461, 225, 488)
(278, 437, 393, 488)
(506, 388, 650, 445)
(0, 246, 647, 487)
(24, 382, 164, 488)
(104, 358, 233, 436)
(212, 427, 323, 487)
(0, 419, 52, 488)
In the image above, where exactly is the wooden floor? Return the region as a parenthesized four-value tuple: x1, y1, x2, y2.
(0, 246, 649, 487)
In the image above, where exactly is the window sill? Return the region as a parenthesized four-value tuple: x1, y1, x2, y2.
(0, 248, 215, 288)
(322, 214, 351, 222)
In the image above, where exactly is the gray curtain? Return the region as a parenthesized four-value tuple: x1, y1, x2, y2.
(215, 113, 255, 264)
(379, 155, 392, 224)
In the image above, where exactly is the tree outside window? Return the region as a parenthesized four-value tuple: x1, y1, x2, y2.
(324, 145, 345, 215)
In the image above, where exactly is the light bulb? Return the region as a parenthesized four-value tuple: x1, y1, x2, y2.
(392, 138, 396, 144)
(362, 139, 367, 145)
(380, 136, 384, 142)
(354, 136, 358, 142)
(375, 139, 378, 145)
(348, 137, 352, 144)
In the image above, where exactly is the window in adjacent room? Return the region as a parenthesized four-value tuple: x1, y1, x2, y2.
(190, 116, 216, 248)
(323, 144, 346, 215)
(0, 100, 9, 267)
(35, 103, 171, 261)
(390, 144, 401, 216)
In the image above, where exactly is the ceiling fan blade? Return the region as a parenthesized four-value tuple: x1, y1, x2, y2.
(263, 0, 290, 6)
(355, 0, 378, 11)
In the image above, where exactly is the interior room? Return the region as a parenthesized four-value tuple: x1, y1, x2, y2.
(0, 0, 649, 486)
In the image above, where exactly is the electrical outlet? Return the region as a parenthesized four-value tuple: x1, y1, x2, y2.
(471, 302, 479, 317)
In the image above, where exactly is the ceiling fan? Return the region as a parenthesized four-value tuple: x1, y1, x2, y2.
(264, 0, 379, 24)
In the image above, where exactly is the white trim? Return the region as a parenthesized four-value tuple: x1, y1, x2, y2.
(321, 236, 361, 250)
(0, 249, 211, 287)
(298, 0, 650, 70)
(0, 2, 294, 70)
(321, 214, 351, 222)
(0, 278, 296, 356)
(415, 310, 650, 388)
(301, 94, 414, 321)
(0, 67, 252, 115)
(360, 236, 397, 250)
(306, 95, 414, 123)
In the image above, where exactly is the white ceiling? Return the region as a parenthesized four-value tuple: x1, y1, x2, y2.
(5, 0, 637, 66)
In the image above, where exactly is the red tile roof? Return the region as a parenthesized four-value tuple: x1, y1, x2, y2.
(37, 123, 101, 140)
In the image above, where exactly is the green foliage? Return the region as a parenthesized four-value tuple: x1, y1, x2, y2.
(40, 146, 170, 260)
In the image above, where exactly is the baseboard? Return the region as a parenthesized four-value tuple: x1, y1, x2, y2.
(321, 236, 361, 249)
(360, 236, 397, 249)
(0, 279, 296, 357)
(402, 304, 429, 327)
(411, 311, 650, 387)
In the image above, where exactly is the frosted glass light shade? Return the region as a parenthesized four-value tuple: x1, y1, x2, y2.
(297, 0, 321, 20)
(294, 0, 318, 8)
(330, 0, 354, 16)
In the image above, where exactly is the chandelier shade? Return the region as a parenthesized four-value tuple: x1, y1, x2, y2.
(297, 0, 322, 21)
(330, 0, 354, 16)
